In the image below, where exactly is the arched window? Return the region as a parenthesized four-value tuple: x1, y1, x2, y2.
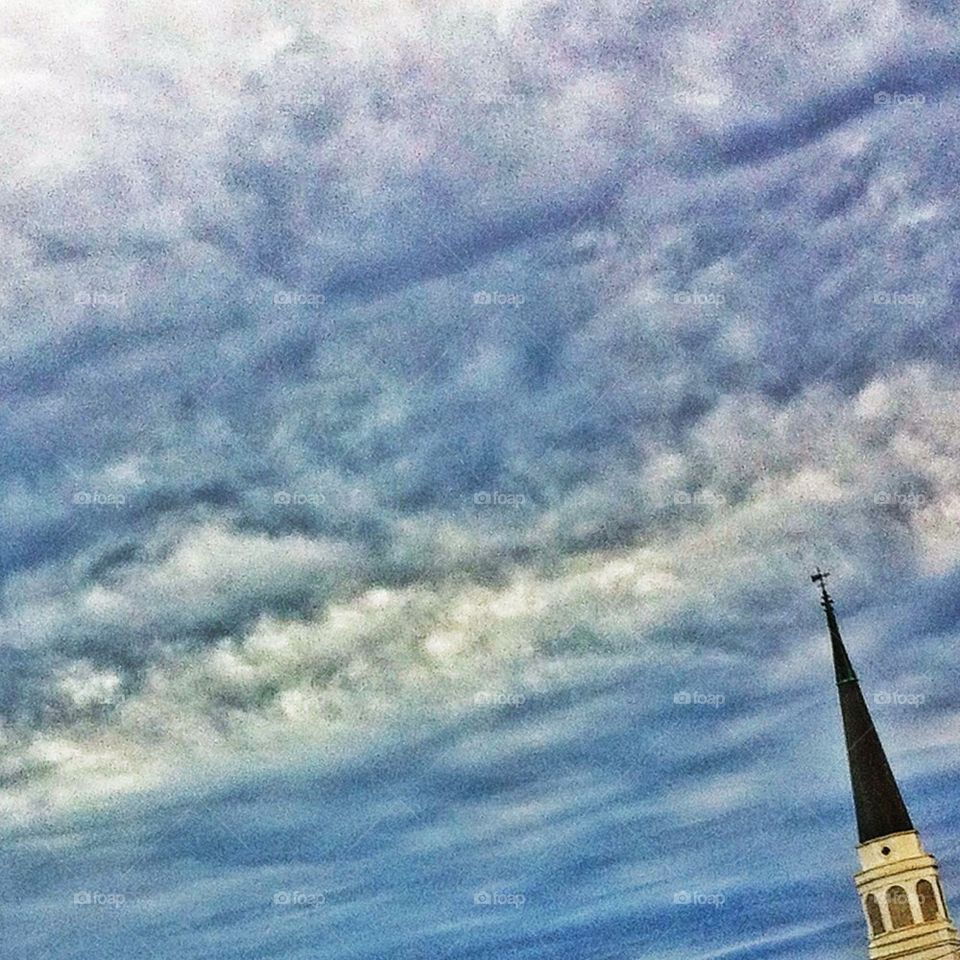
(865, 893, 885, 936)
(917, 879, 939, 922)
(887, 885, 915, 929)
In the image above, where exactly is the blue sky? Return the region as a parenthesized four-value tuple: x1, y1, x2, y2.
(2, 1, 960, 957)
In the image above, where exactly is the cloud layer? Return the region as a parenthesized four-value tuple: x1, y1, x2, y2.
(3, 1, 960, 957)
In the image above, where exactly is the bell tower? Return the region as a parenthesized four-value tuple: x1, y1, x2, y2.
(813, 570, 960, 960)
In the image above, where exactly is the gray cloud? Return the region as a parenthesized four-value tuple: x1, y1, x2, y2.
(2, 3, 960, 955)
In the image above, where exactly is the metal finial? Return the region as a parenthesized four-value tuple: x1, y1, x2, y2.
(810, 567, 832, 606)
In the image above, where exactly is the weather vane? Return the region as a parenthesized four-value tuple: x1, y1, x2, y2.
(810, 566, 832, 604)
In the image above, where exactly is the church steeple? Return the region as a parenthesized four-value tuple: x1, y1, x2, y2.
(812, 571, 960, 960)
(812, 569, 913, 843)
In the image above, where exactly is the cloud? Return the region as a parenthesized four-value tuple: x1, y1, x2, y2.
(5, 360, 960, 818)
(4, 1, 960, 956)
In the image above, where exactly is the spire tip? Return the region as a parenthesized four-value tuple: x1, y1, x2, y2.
(811, 567, 832, 606)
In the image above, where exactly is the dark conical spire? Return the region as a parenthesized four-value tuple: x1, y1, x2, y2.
(811, 570, 914, 844)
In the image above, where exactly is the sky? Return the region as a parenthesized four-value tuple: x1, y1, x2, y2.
(2, 1, 960, 957)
